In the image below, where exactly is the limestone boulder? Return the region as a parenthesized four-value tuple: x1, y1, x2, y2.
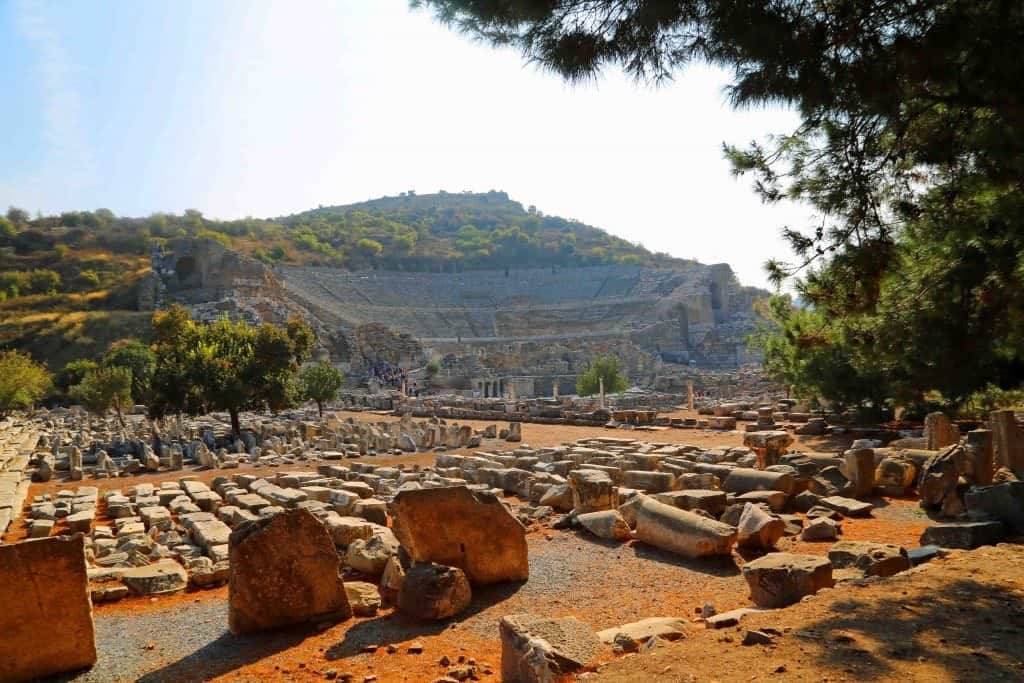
(500, 614, 601, 683)
(228, 508, 351, 634)
(0, 535, 97, 681)
(874, 455, 917, 496)
(122, 559, 188, 596)
(828, 541, 910, 577)
(397, 562, 472, 620)
(391, 486, 528, 585)
(597, 617, 691, 649)
(576, 510, 632, 541)
(736, 503, 785, 550)
(742, 552, 834, 608)
(568, 469, 615, 513)
(801, 517, 841, 542)
(633, 495, 737, 559)
(344, 581, 382, 617)
(538, 483, 574, 512)
(345, 528, 400, 576)
(918, 445, 963, 512)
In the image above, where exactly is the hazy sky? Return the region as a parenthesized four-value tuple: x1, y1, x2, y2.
(0, 0, 815, 289)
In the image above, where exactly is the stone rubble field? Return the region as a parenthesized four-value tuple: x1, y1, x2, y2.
(0, 405, 1022, 682)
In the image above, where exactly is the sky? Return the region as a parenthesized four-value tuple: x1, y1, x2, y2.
(0, 0, 815, 289)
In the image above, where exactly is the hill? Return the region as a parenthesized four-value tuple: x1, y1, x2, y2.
(0, 193, 746, 373)
(265, 190, 687, 271)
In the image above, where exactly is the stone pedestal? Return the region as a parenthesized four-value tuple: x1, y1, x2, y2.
(990, 410, 1024, 473)
(964, 429, 995, 486)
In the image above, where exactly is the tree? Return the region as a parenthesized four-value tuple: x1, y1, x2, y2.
(55, 359, 99, 396)
(103, 339, 156, 405)
(149, 306, 314, 437)
(418, 0, 1024, 408)
(0, 351, 51, 417)
(149, 305, 204, 420)
(70, 366, 133, 427)
(6, 206, 28, 225)
(300, 362, 345, 417)
(576, 356, 627, 397)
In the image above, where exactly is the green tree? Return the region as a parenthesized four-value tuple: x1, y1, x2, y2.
(103, 339, 156, 404)
(300, 362, 345, 417)
(70, 366, 133, 427)
(418, 0, 1024, 408)
(26, 269, 60, 295)
(6, 206, 28, 225)
(149, 306, 314, 437)
(56, 359, 99, 396)
(749, 296, 891, 415)
(576, 356, 627, 397)
(149, 305, 204, 420)
(0, 351, 51, 417)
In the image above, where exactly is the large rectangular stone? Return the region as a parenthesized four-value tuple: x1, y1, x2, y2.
(0, 536, 96, 680)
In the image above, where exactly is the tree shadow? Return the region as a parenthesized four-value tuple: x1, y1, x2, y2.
(628, 542, 741, 577)
(793, 578, 1024, 680)
(324, 580, 525, 660)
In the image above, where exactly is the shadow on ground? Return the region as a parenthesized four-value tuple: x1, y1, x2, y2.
(134, 626, 318, 683)
(325, 581, 525, 660)
(795, 578, 1024, 680)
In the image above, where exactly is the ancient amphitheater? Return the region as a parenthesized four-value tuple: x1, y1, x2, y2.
(147, 238, 767, 392)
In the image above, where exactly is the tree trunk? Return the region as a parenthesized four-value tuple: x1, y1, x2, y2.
(114, 402, 126, 429)
(230, 409, 241, 439)
(317, 400, 323, 418)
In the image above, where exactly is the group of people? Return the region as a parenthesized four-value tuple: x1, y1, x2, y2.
(369, 361, 407, 388)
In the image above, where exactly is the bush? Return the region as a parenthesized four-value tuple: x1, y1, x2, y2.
(576, 356, 627, 396)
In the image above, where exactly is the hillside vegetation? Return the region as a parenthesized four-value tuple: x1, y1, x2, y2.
(0, 193, 698, 368)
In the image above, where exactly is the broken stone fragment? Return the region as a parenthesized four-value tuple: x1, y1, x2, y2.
(920, 520, 1006, 549)
(228, 508, 351, 634)
(736, 502, 785, 550)
(575, 509, 632, 541)
(390, 486, 527, 585)
(121, 559, 188, 596)
(567, 469, 615, 513)
(596, 617, 690, 649)
(499, 614, 601, 683)
(742, 552, 834, 608)
(827, 541, 910, 577)
(397, 562, 471, 620)
(0, 535, 97, 681)
(345, 581, 383, 617)
(800, 517, 841, 542)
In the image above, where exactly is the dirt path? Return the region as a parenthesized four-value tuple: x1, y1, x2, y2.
(591, 543, 1024, 682)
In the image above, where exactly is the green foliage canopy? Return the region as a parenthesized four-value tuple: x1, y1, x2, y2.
(149, 306, 314, 436)
(300, 362, 345, 417)
(576, 355, 627, 397)
(103, 338, 156, 404)
(0, 350, 51, 416)
(70, 366, 133, 426)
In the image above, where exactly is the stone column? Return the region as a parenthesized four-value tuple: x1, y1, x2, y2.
(924, 412, 959, 450)
(990, 410, 1024, 472)
(687, 380, 694, 412)
(964, 428, 994, 486)
(599, 377, 606, 410)
(844, 448, 876, 498)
